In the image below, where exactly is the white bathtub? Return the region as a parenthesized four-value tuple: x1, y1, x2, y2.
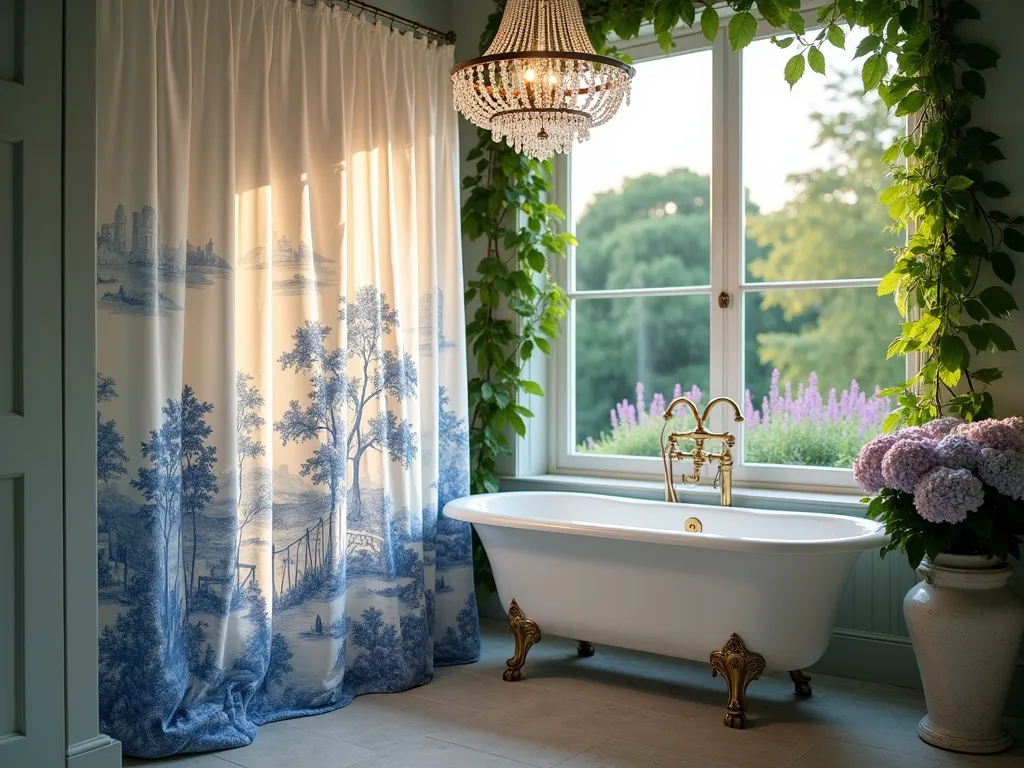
(444, 491, 887, 675)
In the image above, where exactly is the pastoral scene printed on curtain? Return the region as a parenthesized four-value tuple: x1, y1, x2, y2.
(95, 0, 478, 757)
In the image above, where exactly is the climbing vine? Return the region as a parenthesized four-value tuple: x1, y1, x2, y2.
(463, 0, 1018, 589)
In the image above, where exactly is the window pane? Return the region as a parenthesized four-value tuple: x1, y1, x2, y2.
(571, 51, 713, 291)
(742, 288, 903, 468)
(575, 294, 710, 455)
(741, 29, 902, 283)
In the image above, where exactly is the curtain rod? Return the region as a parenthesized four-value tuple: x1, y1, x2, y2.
(303, 0, 457, 45)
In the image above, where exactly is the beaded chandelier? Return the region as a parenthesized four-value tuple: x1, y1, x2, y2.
(451, 0, 635, 161)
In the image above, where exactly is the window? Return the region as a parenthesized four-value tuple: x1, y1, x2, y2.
(552, 10, 907, 490)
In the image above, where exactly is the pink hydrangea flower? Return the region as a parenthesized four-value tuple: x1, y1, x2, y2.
(913, 466, 985, 524)
(881, 438, 940, 493)
(953, 420, 1024, 452)
(935, 434, 981, 471)
(1002, 416, 1024, 438)
(977, 448, 1024, 501)
(924, 417, 964, 438)
(896, 426, 932, 442)
(854, 433, 900, 493)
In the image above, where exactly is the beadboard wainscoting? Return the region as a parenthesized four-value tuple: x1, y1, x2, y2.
(494, 475, 1024, 717)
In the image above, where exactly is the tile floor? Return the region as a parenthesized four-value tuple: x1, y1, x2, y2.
(125, 619, 1024, 768)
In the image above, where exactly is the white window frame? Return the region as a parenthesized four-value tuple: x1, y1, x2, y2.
(548, 7, 909, 494)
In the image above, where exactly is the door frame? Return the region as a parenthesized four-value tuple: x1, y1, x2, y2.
(63, 0, 121, 765)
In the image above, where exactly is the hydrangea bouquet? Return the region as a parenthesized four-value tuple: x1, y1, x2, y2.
(855, 417, 1024, 569)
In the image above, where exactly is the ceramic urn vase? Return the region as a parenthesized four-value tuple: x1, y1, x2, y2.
(903, 554, 1024, 754)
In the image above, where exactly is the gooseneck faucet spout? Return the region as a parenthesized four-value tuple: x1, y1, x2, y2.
(659, 396, 745, 507)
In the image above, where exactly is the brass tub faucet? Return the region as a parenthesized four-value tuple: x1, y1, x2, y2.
(660, 396, 744, 507)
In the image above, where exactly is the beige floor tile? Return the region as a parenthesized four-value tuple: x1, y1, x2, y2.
(347, 735, 533, 767)
(554, 737, 711, 767)
(785, 738, 950, 768)
(409, 665, 540, 712)
(212, 721, 372, 768)
(428, 693, 608, 767)
(284, 690, 478, 752)
(563, 703, 815, 768)
(123, 757, 230, 767)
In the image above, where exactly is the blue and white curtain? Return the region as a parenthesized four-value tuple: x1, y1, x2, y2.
(95, 0, 478, 757)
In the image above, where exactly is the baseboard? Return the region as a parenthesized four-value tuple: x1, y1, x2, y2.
(66, 736, 121, 768)
(811, 628, 1024, 718)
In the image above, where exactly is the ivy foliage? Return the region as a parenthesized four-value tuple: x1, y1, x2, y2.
(462, 0, 1017, 589)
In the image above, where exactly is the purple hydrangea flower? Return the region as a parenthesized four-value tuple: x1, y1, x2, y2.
(954, 420, 1024, 452)
(924, 416, 964, 439)
(881, 438, 940, 493)
(935, 434, 981, 471)
(977, 448, 1024, 501)
(854, 433, 901, 493)
(913, 466, 985, 524)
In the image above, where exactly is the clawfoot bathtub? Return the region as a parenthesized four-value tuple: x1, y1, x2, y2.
(444, 491, 887, 728)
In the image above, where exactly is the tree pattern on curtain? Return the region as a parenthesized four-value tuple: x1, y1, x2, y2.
(95, 1, 478, 757)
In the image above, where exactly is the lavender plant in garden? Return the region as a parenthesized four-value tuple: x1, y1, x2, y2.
(857, 418, 1024, 569)
(582, 370, 890, 469)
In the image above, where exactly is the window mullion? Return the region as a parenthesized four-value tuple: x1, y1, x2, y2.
(710, 29, 743, 444)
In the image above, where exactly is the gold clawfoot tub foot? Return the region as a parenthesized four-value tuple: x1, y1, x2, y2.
(710, 634, 766, 729)
(503, 599, 541, 682)
(789, 669, 812, 696)
(577, 640, 595, 657)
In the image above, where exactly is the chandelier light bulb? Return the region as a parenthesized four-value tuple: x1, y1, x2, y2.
(450, 0, 635, 161)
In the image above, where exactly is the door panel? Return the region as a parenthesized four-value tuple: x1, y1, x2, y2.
(0, 0, 67, 765)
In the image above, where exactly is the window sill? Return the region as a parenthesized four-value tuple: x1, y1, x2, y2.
(499, 473, 868, 517)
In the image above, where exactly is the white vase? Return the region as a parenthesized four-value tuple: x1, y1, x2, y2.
(903, 553, 1024, 754)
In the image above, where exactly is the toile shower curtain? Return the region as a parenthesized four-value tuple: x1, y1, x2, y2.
(94, 0, 478, 757)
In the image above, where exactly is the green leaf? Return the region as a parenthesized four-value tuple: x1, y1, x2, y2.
(862, 54, 887, 92)
(1003, 228, 1024, 253)
(854, 34, 880, 58)
(787, 10, 805, 36)
(905, 537, 925, 571)
(826, 24, 846, 49)
(983, 323, 1017, 351)
(898, 5, 918, 32)
(939, 335, 971, 371)
(966, 325, 990, 353)
(654, 0, 683, 34)
(945, 175, 973, 192)
(992, 251, 1016, 285)
(481, 382, 495, 401)
(784, 53, 806, 87)
(877, 269, 902, 296)
(979, 285, 1018, 317)
(948, 0, 981, 20)
(755, 0, 786, 27)
(962, 43, 1000, 70)
(728, 11, 758, 50)
(521, 380, 544, 397)
(657, 29, 675, 53)
(807, 46, 826, 75)
(971, 368, 1003, 384)
(771, 35, 796, 48)
(961, 70, 986, 97)
(983, 181, 1011, 198)
(964, 299, 990, 321)
(700, 3, 719, 41)
(895, 91, 925, 117)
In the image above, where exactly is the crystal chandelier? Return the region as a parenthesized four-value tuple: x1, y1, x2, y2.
(450, 0, 635, 161)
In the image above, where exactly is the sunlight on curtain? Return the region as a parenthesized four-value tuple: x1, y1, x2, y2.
(95, 0, 478, 756)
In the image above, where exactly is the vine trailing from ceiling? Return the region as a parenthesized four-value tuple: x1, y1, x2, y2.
(462, 0, 1018, 592)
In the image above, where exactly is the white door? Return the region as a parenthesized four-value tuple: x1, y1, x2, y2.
(0, 0, 67, 765)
